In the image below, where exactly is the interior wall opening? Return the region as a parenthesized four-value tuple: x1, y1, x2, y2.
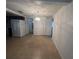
(27, 17, 33, 34)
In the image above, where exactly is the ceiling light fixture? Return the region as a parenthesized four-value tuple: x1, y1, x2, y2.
(35, 17, 40, 21)
(35, 1, 42, 5)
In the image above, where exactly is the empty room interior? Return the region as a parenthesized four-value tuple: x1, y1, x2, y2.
(6, 0, 73, 59)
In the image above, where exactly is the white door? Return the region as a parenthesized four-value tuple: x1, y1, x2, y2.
(33, 19, 44, 35)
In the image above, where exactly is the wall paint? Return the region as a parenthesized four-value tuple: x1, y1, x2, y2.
(19, 20, 26, 37)
(11, 20, 20, 37)
(33, 16, 52, 35)
(11, 20, 26, 37)
(53, 2, 73, 59)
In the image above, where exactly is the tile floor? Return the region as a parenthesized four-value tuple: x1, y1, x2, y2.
(6, 35, 61, 59)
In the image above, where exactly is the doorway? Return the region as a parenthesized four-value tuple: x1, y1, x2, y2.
(27, 17, 33, 34)
(6, 16, 12, 37)
(51, 18, 54, 37)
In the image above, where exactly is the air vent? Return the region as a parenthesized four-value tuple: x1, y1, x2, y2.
(17, 10, 23, 14)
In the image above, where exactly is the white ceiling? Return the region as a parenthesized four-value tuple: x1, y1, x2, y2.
(6, 0, 72, 16)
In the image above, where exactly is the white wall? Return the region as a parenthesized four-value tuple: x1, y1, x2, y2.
(11, 20, 26, 37)
(11, 20, 20, 37)
(19, 20, 26, 37)
(53, 3, 73, 59)
(33, 16, 52, 35)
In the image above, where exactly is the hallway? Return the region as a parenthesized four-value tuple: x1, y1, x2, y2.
(6, 0, 73, 59)
(6, 35, 61, 59)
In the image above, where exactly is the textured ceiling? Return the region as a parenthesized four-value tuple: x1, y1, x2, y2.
(6, 0, 72, 16)
(6, 0, 72, 2)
